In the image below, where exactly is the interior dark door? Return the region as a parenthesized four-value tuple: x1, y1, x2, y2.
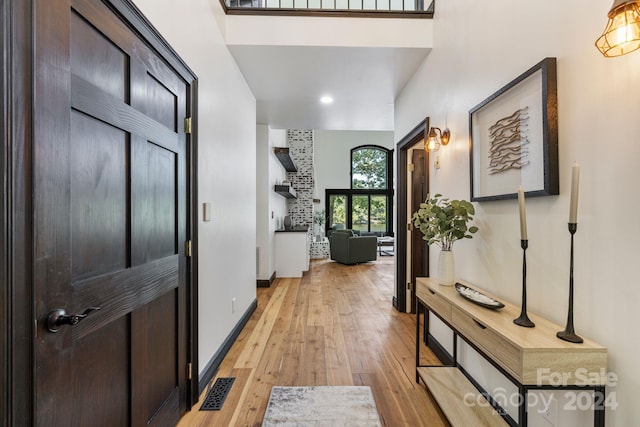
(410, 148, 428, 313)
(33, 0, 191, 425)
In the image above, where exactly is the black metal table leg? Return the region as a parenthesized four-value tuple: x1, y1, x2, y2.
(595, 386, 606, 427)
(423, 304, 429, 344)
(415, 302, 421, 383)
(518, 385, 528, 427)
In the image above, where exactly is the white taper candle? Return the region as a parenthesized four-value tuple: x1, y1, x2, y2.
(569, 162, 580, 224)
(518, 186, 527, 240)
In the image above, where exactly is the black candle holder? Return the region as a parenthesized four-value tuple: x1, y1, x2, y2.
(514, 239, 535, 328)
(557, 223, 584, 343)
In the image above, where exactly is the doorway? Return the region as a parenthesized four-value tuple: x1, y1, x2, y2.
(395, 118, 430, 313)
(2, 0, 198, 425)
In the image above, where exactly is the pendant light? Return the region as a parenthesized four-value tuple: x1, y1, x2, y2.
(596, 0, 640, 57)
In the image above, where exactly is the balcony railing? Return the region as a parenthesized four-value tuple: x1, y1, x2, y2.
(223, 0, 434, 16)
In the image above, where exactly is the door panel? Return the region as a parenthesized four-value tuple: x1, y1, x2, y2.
(70, 10, 128, 101)
(145, 75, 178, 131)
(138, 141, 177, 263)
(34, 0, 191, 425)
(370, 195, 387, 233)
(145, 290, 178, 416)
(352, 194, 369, 233)
(130, 289, 180, 426)
(70, 111, 128, 280)
(327, 194, 347, 230)
(410, 148, 427, 313)
(70, 316, 130, 427)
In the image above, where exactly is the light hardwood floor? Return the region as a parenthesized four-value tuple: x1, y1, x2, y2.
(178, 257, 448, 426)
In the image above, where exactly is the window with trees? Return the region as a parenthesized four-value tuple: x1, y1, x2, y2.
(351, 146, 388, 189)
(326, 145, 393, 236)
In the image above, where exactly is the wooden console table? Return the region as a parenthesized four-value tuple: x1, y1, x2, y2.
(416, 277, 607, 427)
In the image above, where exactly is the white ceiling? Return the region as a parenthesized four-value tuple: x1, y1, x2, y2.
(227, 45, 430, 131)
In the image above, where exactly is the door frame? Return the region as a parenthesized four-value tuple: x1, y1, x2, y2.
(1, 1, 199, 424)
(394, 118, 430, 313)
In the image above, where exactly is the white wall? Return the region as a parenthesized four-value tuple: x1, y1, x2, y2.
(256, 126, 287, 280)
(132, 0, 258, 377)
(314, 130, 395, 209)
(225, 15, 432, 48)
(256, 125, 269, 279)
(395, 1, 640, 425)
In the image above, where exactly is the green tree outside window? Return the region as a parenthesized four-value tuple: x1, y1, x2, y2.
(351, 147, 387, 189)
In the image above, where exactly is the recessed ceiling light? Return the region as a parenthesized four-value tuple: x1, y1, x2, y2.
(320, 95, 334, 104)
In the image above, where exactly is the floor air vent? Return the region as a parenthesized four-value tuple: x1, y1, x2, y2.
(200, 377, 236, 411)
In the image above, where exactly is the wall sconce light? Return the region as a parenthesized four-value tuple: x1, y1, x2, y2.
(596, 0, 640, 57)
(424, 126, 450, 152)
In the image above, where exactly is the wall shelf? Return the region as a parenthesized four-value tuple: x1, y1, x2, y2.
(274, 184, 297, 199)
(273, 147, 297, 172)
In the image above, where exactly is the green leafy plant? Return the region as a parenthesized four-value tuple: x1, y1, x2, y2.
(313, 209, 325, 226)
(412, 194, 478, 251)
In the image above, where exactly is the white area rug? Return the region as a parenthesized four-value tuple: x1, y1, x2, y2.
(262, 386, 382, 426)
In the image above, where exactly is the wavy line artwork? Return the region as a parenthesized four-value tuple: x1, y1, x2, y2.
(487, 106, 530, 175)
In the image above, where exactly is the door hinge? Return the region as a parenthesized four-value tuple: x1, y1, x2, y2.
(185, 240, 192, 257)
(407, 282, 413, 291)
(187, 363, 192, 380)
(408, 163, 415, 172)
(407, 223, 413, 231)
(184, 117, 192, 134)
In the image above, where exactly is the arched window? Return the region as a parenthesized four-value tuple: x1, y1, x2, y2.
(326, 145, 393, 236)
(351, 146, 389, 189)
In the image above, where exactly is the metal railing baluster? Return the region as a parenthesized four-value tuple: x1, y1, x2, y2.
(222, 0, 433, 14)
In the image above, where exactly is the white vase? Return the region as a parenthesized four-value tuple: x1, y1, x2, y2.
(438, 250, 455, 286)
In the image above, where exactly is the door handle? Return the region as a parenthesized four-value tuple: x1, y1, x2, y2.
(46, 307, 100, 333)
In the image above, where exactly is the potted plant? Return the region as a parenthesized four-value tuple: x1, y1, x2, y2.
(412, 194, 478, 285)
(313, 209, 326, 242)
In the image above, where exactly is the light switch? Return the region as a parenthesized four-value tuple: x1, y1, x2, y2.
(203, 202, 212, 222)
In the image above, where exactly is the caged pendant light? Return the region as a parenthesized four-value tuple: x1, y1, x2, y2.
(596, 0, 640, 57)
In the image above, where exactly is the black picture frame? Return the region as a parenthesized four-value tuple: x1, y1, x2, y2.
(469, 57, 558, 202)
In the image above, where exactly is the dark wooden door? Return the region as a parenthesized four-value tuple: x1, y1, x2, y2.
(33, 0, 193, 425)
(410, 148, 428, 313)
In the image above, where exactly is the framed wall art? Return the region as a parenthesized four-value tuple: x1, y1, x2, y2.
(469, 57, 559, 202)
